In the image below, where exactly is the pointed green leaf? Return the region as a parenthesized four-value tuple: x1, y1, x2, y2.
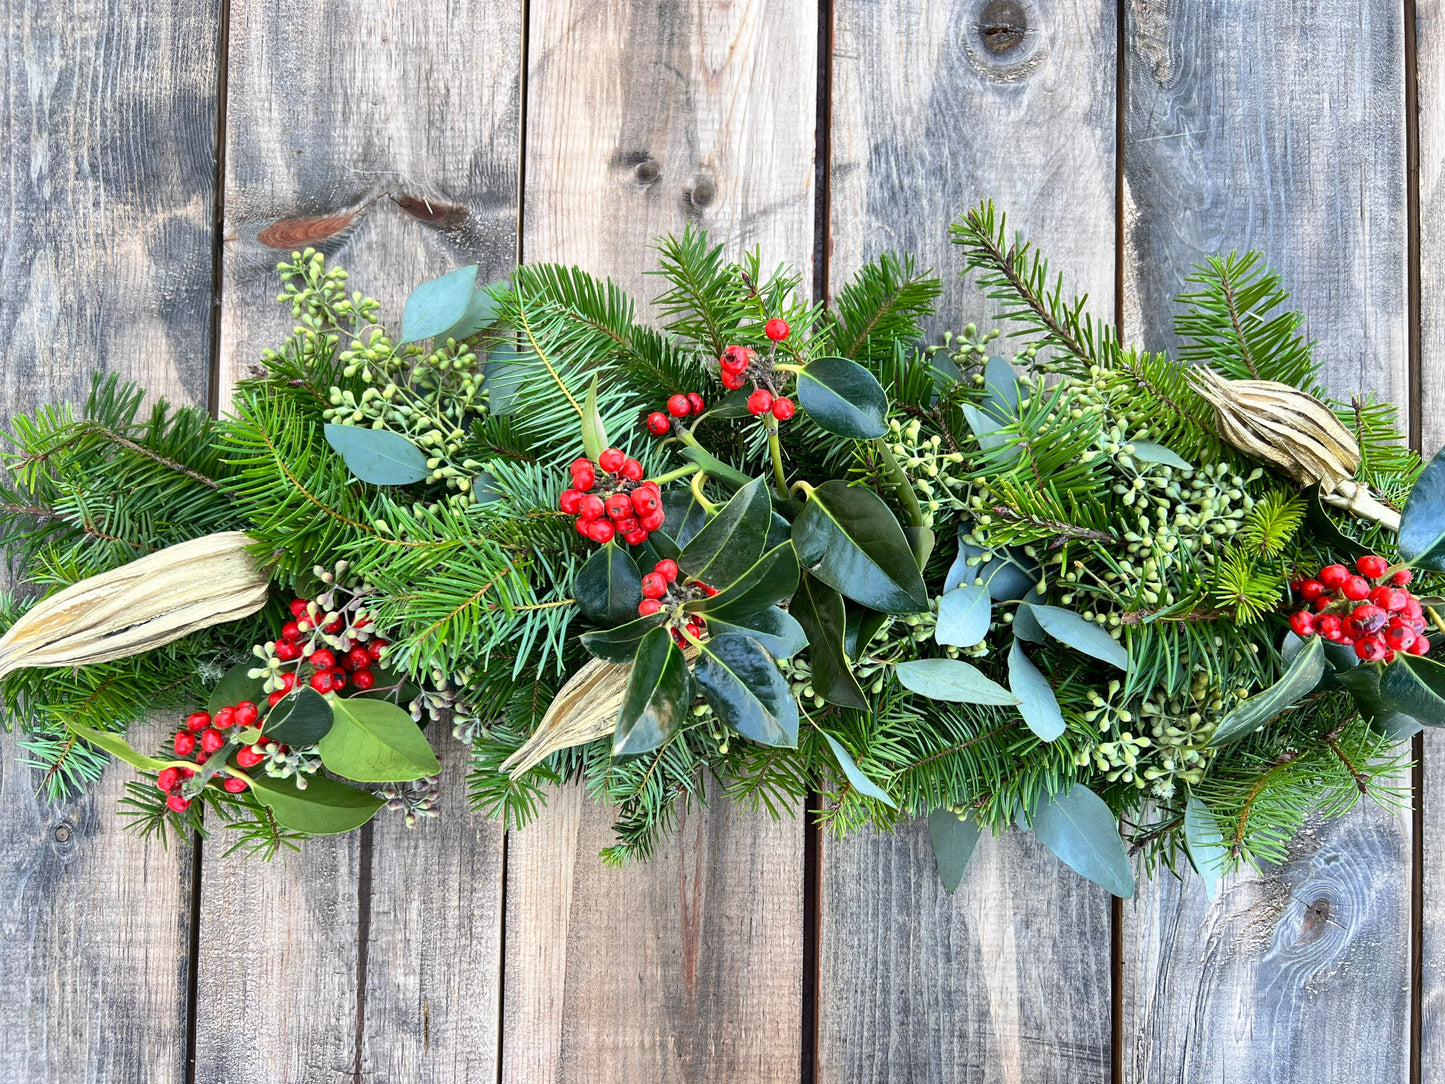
(895, 658, 1019, 705)
(935, 586, 992, 647)
(791, 574, 868, 709)
(796, 355, 889, 439)
(694, 634, 798, 747)
(1183, 796, 1227, 903)
(246, 771, 385, 835)
(261, 687, 335, 746)
(579, 374, 609, 463)
(1210, 636, 1328, 745)
(679, 476, 773, 586)
(688, 542, 799, 621)
(613, 628, 694, 756)
(70, 724, 169, 772)
(1377, 652, 1445, 725)
(324, 424, 429, 486)
(1304, 487, 1369, 561)
(1030, 784, 1135, 897)
(575, 541, 642, 625)
(1334, 662, 1420, 738)
(1026, 604, 1129, 671)
(1129, 441, 1192, 470)
(1399, 444, 1445, 570)
(662, 488, 709, 548)
(579, 613, 666, 663)
(927, 808, 982, 893)
(1008, 640, 1065, 741)
(209, 660, 266, 716)
(844, 603, 890, 660)
(792, 480, 928, 613)
(962, 403, 1019, 464)
(317, 697, 441, 782)
(703, 606, 807, 659)
(905, 524, 935, 569)
(400, 264, 478, 344)
(821, 733, 896, 808)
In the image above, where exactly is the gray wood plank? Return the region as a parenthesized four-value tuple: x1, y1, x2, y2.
(501, 1, 814, 1078)
(1120, 4, 1411, 1081)
(0, 0, 219, 1079)
(197, 0, 521, 1078)
(823, 2, 1118, 1079)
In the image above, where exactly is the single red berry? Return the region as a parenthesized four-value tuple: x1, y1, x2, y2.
(157, 767, 180, 792)
(267, 690, 286, 707)
(641, 572, 668, 599)
(1356, 554, 1390, 579)
(639, 510, 666, 532)
(764, 318, 790, 342)
(599, 448, 626, 473)
(687, 393, 705, 415)
(647, 412, 671, 436)
(166, 794, 192, 813)
(1314, 595, 1334, 612)
(1318, 615, 1343, 640)
(578, 494, 606, 520)
(684, 620, 706, 640)
(638, 598, 662, 617)
(1386, 624, 1418, 651)
(309, 670, 333, 693)
(630, 489, 659, 515)
(236, 746, 265, 768)
(289, 599, 310, 619)
(588, 518, 616, 544)
(605, 493, 633, 520)
(572, 466, 596, 492)
(222, 776, 250, 794)
(281, 621, 302, 642)
(1411, 636, 1432, 656)
(1341, 576, 1371, 601)
(559, 488, 584, 514)
(351, 668, 376, 690)
(279, 671, 297, 692)
(275, 639, 301, 662)
(213, 706, 236, 730)
(1319, 564, 1350, 589)
(1371, 586, 1409, 613)
(771, 397, 796, 421)
(613, 515, 639, 534)
(1289, 611, 1316, 637)
(1350, 604, 1387, 634)
(1299, 580, 1325, 602)
(346, 647, 371, 671)
(748, 389, 774, 415)
(667, 394, 692, 418)
(328, 668, 348, 691)
(721, 369, 747, 390)
(624, 529, 649, 546)
(173, 731, 196, 756)
(368, 639, 389, 661)
(324, 618, 344, 634)
(234, 701, 259, 727)
(1355, 635, 1389, 662)
(655, 558, 679, 582)
(1392, 569, 1415, 586)
(721, 345, 752, 371)
(620, 458, 644, 481)
(310, 648, 336, 672)
(185, 711, 211, 732)
(200, 728, 225, 755)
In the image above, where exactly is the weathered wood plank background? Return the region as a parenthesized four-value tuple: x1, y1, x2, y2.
(0, 0, 1435, 1080)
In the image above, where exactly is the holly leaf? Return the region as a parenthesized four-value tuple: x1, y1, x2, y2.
(687, 542, 799, 621)
(1210, 636, 1328, 745)
(575, 541, 643, 625)
(261, 687, 335, 746)
(694, 634, 798, 747)
(792, 480, 928, 613)
(662, 488, 709, 548)
(1008, 640, 1065, 740)
(324, 425, 430, 486)
(791, 574, 868, 709)
(895, 658, 1019, 705)
(613, 628, 694, 756)
(1025, 603, 1129, 671)
(796, 356, 889, 439)
(1377, 653, 1445, 725)
(822, 732, 896, 808)
(935, 585, 991, 647)
(927, 808, 982, 893)
(1029, 784, 1135, 898)
(1183, 795, 1228, 903)
(400, 264, 478, 344)
(679, 476, 773, 586)
(579, 613, 666, 663)
(1304, 487, 1370, 561)
(1399, 444, 1445, 570)
(69, 723, 170, 772)
(317, 697, 441, 782)
(246, 772, 385, 835)
(209, 660, 266, 715)
(580, 374, 609, 463)
(702, 606, 807, 659)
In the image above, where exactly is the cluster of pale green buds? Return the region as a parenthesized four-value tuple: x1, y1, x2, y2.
(377, 775, 440, 827)
(255, 740, 323, 785)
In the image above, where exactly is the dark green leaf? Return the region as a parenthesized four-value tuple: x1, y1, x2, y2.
(695, 634, 798, 747)
(324, 424, 430, 486)
(844, 603, 889, 660)
(935, 586, 991, 648)
(579, 613, 666, 663)
(580, 375, 609, 463)
(261, 687, 335, 746)
(688, 542, 799, 621)
(317, 697, 441, 782)
(895, 659, 1018, 705)
(400, 264, 478, 344)
(1008, 640, 1065, 741)
(1378, 653, 1445, 725)
(791, 574, 868, 708)
(575, 542, 642, 625)
(822, 733, 896, 808)
(703, 606, 807, 659)
(209, 661, 266, 716)
(1129, 441, 1192, 470)
(246, 771, 385, 835)
(926, 808, 982, 893)
(679, 476, 773, 586)
(677, 446, 753, 489)
(703, 388, 754, 420)
(662, 488, 709, 548)
(905, 524, 935, 569)
(1025, 604, 1129, 671)
(1030, 784, 1135, 897)
(1399, 444, 1445, 570)
(1183, 796, 1227, 903)
(1304, 487, 1369, 561)
(70, 724, 169, 772)
(1210, 636, 1327, 745)
(613, 628, 694, 756)
(792, 480, 928, 613)
(796, 355, 889, 439)
(443, 282, 503, 340)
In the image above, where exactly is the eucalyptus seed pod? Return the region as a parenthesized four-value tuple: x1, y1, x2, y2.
(0, 531, 272, 680)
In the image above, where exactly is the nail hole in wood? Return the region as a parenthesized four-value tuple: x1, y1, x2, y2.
(979, 0, 1027, 53)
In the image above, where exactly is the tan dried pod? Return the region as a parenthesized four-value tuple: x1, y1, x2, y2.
(0, 531, 272, 679)
(1189, 367, 1400, 530)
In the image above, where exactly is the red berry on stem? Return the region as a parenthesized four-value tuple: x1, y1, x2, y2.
(623, 529, 649, 546)
(687, 393, 705, 415)
(213, 706, 236, 730)
(559, 488, 584, 514)
(647, 412, 671, 436)
(368, 639, 389, 660)
(346, 647, 371, 671)
(236, 746, 265, 768)
(1289, 611, 1316, 637)
(1318, 615, 1343, 640)
(1355, 635, 1389, 662)
(639, 510, 666, 532)
(588, 519, 616, 544)
(310, 648, 336, 672)
(1357, 555, 1390, 578)
(1411, 637, 1432, 656)
(166, 794, 192, 813)
(223, 776, 249, 794)
(579, 494, 606, 520)
(1350, 604, 1387, 634)
(324, 617, 344, 634)
(599, 448, 626, 473)
(186, 711, 211, 732)
(279, 671, 297, 691)
(605, 493, 633, 520)
(173, 731, 196, 756)
(721, 370, 747, 390)
(281, 621, 302, 642)
(275, 639, 301, 662)
(771, 397, 795, 421)
(614, 515, 640, 533)
(638, 598, 662, 617)
(1314, 595, 1334, 612)
(1341, 576, 1371, 601)
(1300, 580, 1325, 602)
(667, 394, 692, 418)
(764, 318, 790, 342)
(621, 458, 644, 481)
(289, 599, 310, 618)
(328, 668, 348, 691)
(641, 572, 668, 599)
(572, 466, 595, 491)
(1319, 564, 1350, 589)
(655, 558, 678, 582)
(351, 668, 376, 690)
(200, 728, 225, 754)
(268, 690, 286, 707)
(748, 389, 774, 415)
(630, 488, 659, 515)
(235, 701, 259, 727)
(310, 670, 333, 693)
(1386, 624, 1418, 651)
(157, 767, 180, 791)
(1393, 569, 1415, 586)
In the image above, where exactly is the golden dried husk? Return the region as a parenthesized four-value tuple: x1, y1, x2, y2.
(0, 531, 272, 680)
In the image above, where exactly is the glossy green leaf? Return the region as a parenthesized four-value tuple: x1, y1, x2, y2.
(261, 687, 334, 746)
(688, 542, 799, 621)
(1008, 640, 1065, 741)
(844, 603, 890, 660)
(662, 488, 709, 548)
(1378, 653, 1445, 725)
(1030, 784, 1135, 897)
(208, 660, 266, 716)
(927, 808, 981, 893)
(679, 476, 772, 586)
(1399, 444, 1445, 570)
(400, 264, 478, 344)
(575, 541, 642, 625)
(935, 586, 992, 648)
(613, 628, 694, 756)
(443, 282, 503, 340)
(695, 634, 798, 747)
(791, 574, 868, 709)
(895, 658, 1019, 705)
(792, 480, 928, 613)
(317, 697, 441, 782)
(1210, 636, 1327, 745)
(1129, 441, 1192, 470)
(677, 446, 753, 489)
(703, 387, 754, 420)
(247, 771, 385, 835)
(703, 606, 807, 660)
(1025, 603, 1129, 671)
(1183, 796, 1228, 903)
(579, 613, 666, 663)
(1304, 487, 1369, 561)
(580, 374, 609, 463)
(905, 524, 935, 569)
(70, 724, 169, 772)
(822, 733, 896, 808)
(796, 356, 889, 439)
(324, 424, 429, 486)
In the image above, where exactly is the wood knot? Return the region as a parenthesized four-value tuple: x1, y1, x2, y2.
(53, 824, 71, 843)
(1296, 896, 1331, 943)
(979, 0, 1027, 53)
(257, 212, 356, 250)
(392, 194, 469, 228)
(633, 158, 660, 185)
(685, 176, 716, 209)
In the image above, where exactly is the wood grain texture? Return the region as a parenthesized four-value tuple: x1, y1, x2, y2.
(823, 2, 1117, 1079)
(0, 1, 218, 1080)
(198, 0, 521, 1077)
(503, 2, 814, 1077)
(1121, 3, 1410, 1081)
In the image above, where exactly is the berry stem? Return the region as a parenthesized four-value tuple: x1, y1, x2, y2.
(648, 463, 701, 486)
(765, 422, 789, 499)
(773, 362, 803, 375)
(1428, 605, 1445, 640)
(689, 469, 718, 513)
(874, 438, 927, 531)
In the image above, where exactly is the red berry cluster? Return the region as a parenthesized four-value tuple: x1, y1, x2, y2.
(163, 699, 260, 810)
(1289, 555, 1429, 663)
(636, 558, 715, 645)
(646, 392, 706, 436)
(559, 450, 664, 546)
(719, 343, 796, 420)
(275, 597, 388, 700)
